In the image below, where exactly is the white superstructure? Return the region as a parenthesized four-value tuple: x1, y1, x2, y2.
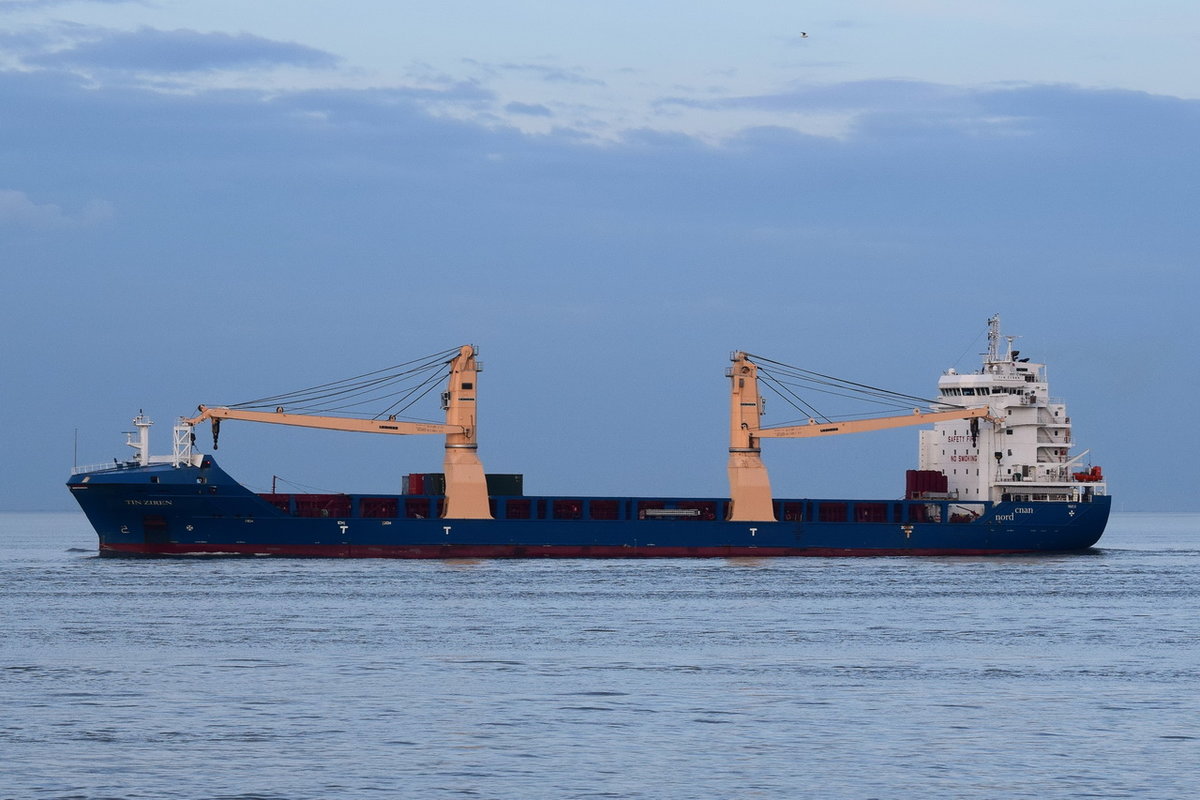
(918, 315, 1106, 504)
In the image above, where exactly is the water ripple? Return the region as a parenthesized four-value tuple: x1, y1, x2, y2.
(1, 512, 1197, 800)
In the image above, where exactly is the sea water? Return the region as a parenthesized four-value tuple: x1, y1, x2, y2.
(1, 512, 1197, 799)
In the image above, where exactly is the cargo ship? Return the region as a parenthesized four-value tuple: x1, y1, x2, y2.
(68, 316, 1110, 557)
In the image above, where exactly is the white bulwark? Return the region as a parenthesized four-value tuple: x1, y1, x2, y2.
(919, 315, 1106, 504)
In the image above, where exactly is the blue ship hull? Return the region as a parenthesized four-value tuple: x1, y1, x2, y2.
(67, 457, 1111, 557)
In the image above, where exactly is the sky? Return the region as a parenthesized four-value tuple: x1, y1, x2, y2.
(2, 0, 1197, 512)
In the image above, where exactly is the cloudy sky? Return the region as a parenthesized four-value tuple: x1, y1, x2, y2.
(2, 0, 1197, 512)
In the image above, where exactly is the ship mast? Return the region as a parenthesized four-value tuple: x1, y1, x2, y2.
(985, 313, 1021, 364)
(987, 314, 1002, 362)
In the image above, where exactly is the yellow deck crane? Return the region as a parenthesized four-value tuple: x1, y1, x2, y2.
(183, 345, 492, 520)
(726, 351, 993, 522)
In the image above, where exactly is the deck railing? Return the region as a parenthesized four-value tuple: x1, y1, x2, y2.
(71, 461, 133, 475)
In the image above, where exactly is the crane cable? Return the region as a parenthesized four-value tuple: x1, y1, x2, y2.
(746, 353, 972, 427)
(217, 347, 463, 421)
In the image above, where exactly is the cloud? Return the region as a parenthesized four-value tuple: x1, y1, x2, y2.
(502, 63, 604, 86)
(26, 26, 339, 73)
(656, 79, 970, 118)
(652, 78, 1200, 150)
(504, 101, 552, 117)
(463, 58, 605, 87)
(0, 189, 113, 228)
(0, 0, 136, 11)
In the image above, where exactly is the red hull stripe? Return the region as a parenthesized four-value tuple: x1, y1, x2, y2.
(101, 541, 1036, 558)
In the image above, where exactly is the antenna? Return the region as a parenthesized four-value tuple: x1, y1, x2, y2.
(986, 314, 1001, 362)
